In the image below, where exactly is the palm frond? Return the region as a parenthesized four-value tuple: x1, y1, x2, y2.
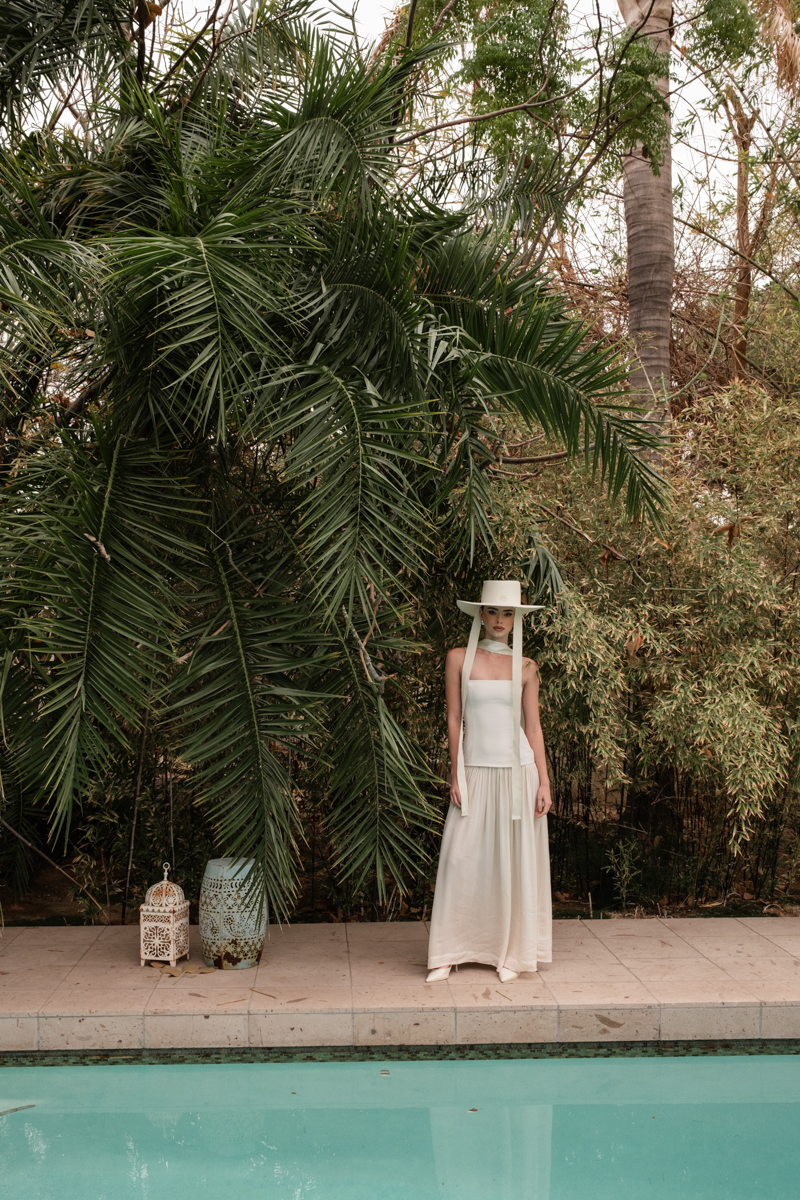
(0, 428, 192, 837)
(0, 153, 101, 365)
(106, 206, 308, 438)
(467, 152, 571, 232)
(526, 528, 566, 608)
(268, 365, 433, 619)
(0, 0, 130, 128)
(0, 644, 43, 895)
(421, 235, 666, 524)
(323, 631, 440, 900)
(241, 37, 433, 207)
(170, 516, 323, 918)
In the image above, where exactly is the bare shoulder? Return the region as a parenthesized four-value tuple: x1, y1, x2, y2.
(447, 646, 467, 663)
(523, 658, 539, 675)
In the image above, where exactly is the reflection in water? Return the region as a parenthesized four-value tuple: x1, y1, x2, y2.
(3, 1058, 800, 1199)
(431, 1105, 551, 1199)
(2, 1103, 552, 1199)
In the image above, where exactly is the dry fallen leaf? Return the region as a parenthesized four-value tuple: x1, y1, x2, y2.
(153, 961, 215, 977)
(625, 630, 645, 659)
(711, 522, 739, 545)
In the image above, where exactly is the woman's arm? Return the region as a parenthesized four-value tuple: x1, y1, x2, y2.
(445, 647, 466, 807)
(522, 661, 552, 816)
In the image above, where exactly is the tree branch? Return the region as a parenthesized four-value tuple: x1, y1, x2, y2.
(47, 74, 82, 132)
(431, 0, 457, 36)
(0, 816, 108, 920)
(178, 1, 235, 112)
(500, 450, 569, 465)
(154, 0, 223, 94)
(56, 369, 115, 427)
(536, 504, 629, 561)
(405, 0, 419, 46)
(392, 76, 600, 147)
(343, 608, 392, 694)
(673, 215, 799, 301)
(135, 0, 148, 85)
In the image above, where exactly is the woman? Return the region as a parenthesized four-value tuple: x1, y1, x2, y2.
(426, 580, 553, 984)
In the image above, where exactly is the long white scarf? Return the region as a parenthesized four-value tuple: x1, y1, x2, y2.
(455, 613, 524, 820)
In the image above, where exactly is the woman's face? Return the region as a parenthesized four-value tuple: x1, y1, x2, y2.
(480, 606, 515, 641)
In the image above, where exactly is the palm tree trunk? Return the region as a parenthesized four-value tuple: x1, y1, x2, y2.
(618, 0, 674, 419)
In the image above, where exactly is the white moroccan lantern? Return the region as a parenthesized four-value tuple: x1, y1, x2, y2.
(140, 862, 190, 967)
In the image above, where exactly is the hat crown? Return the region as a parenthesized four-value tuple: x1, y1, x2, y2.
(455, 579, 541, 617)
(480, 580, 522, 607)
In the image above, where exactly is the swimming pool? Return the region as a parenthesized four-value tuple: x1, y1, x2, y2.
(2, 1056, 798, 1198)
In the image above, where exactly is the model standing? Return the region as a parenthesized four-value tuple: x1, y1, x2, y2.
(426, 580, 553, 983)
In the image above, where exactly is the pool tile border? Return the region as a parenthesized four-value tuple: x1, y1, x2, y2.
(4, 1038, 800, 1067)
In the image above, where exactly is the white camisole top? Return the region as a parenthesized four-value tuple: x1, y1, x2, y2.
(463, 680, 535, 768)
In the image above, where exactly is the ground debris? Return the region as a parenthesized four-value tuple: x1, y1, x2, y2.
(149, 961, 216, 978)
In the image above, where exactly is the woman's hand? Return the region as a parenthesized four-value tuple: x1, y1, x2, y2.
(535, 785, 552, 817)
(449, 780, 462, 808)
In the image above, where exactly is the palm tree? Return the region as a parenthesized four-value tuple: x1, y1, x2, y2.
(0, 1, 664, 918)
(617, 0, 674, 419)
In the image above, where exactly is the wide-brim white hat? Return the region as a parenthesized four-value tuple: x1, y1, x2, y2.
(456, 579, 543, 616)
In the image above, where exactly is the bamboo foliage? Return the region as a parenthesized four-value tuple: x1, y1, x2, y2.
(398, 382, 798, 910)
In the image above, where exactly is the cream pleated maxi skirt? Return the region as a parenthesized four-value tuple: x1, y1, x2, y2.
(427, 763, 552, 973)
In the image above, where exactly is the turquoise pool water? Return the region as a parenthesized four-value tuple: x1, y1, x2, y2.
(1, 1056, 798, 1198)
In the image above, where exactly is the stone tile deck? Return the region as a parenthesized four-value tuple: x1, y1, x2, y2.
(2, 917, 800, 1051)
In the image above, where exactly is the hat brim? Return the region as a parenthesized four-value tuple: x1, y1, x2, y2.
(456, 600, 544, 616)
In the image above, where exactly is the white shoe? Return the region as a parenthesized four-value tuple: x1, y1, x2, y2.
(426, 966, 451, 982)
(497, 967, 519, 984)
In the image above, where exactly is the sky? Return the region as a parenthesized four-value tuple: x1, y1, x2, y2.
(342, 0, 625, 48)
(350, 0, 396, 43)
(332, 0, 739, 275)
